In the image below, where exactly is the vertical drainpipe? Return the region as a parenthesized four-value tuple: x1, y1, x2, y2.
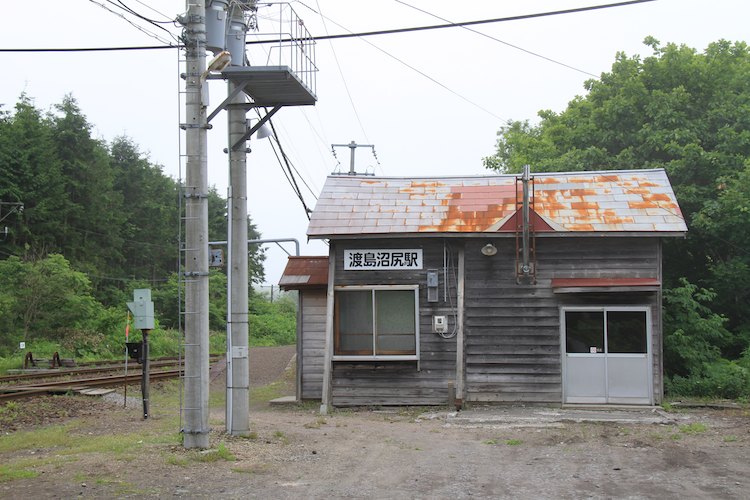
(455, 245, 465, 409)
(521, 165, 531, 278)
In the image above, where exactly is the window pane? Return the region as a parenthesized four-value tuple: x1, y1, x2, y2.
(375, 290, 416, 355)
(607, 311, 647, 353)
(566, 311, 604, 354)
(337, 291, 373, 354)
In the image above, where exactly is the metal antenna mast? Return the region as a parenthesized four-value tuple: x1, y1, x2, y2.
(331, 141, 376, 175)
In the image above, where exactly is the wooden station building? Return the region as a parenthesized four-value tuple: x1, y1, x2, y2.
(279, 168, 687, 408)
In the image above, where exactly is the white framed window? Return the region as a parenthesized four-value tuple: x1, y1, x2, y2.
(562, 307, 649, 355)
(333, 285, 420, 361)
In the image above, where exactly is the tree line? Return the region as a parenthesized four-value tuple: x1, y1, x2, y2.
(0, 94, 269, 356)
(484, 38, 750, 398)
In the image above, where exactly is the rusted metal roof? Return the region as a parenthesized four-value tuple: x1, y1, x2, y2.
(307, 169, 687, 237)
(278, 256, 328, 290)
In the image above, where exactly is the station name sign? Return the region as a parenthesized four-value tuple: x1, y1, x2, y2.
(344, 249, 423, 270)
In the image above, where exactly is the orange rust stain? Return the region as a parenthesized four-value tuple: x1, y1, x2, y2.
(410, 181, 446, 188)
(626, 187, 650, 195)
(639, 181, 659, 187)
(604, 216, 635, 224)
(567, 223, 595, 231)
(644, 193, 671, 202)
(534, 177, 562, 184)
(361, 180, 380, 185)
(628, 201, 658, 209)
(427, 200, 511, 232)
(568, 189, 598, 197)
(538, 201, 568, 211)
(571, 202, 600, 210)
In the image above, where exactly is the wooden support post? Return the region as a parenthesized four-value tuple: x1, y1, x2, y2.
(320, 245, 336, 415)
(455, 246, 465, 409)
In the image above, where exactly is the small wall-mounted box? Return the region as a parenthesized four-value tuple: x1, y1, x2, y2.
(433, 315, 447, 333)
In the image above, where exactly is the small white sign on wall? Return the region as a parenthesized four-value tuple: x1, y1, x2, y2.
(19, 342, 25, 350)
(344, 249, 423, 270)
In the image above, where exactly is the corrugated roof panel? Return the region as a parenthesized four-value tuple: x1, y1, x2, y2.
(307, 169, 688, 237)
(278, 256, 328, 290)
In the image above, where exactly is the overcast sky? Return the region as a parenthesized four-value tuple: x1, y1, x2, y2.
(1, 0, 748, 286)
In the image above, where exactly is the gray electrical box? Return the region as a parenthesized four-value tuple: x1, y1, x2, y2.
(433, 315, 447, 333)
(427, 269, 439, 302)
(127, 288, 155, 330)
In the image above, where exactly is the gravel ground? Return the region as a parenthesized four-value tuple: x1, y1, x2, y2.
(2, 346, 749, 499)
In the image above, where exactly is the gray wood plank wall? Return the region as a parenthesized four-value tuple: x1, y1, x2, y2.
(464, 237, 662, 404)
(300, 290, 327, 400)
(314, 236, 663, 406)
(330, 239, 459, 406)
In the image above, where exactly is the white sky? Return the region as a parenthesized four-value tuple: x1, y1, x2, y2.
(1, 0, 748, 286)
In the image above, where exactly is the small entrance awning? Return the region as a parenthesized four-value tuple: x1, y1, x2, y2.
(551, 278, 660, 293)
(279, 256, 329, 291)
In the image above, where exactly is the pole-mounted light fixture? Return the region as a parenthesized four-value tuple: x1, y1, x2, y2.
(201, 50, 232, 82)
(481, 242, 498, 257)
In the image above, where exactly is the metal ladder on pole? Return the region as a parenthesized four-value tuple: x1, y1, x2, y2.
(176, 49, 204, 434)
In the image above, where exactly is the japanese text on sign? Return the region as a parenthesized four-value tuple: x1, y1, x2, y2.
(344, 249, 423, 270)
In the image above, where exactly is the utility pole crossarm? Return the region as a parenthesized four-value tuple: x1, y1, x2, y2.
(331, 141, 377, 175)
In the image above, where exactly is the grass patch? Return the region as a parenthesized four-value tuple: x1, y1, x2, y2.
(242, 431, 259, 440)
(482, 439, 497, 445)
(679, 422, 708, 435)
(0, 464, 39, 482)
(194, 442, 235, 463)
(165, 454, 190, 466)
(232, 463, 270, 475)
(0, 420, 172, 458)
(723, 435, 738, 442)
(303, 417, 327, 429)
(273, 430, 288, 444)
(505, 439, 523, 446)
(250, 381, 286, 405)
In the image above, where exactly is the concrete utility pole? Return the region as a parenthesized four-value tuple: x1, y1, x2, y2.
(182, 0, 210, 449)
(226, 0, 251, 437)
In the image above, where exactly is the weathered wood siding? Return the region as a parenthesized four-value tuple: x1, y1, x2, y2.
(464, 237, 662, 404)
(299, 290, 327, 400)
(330, 239, 458, 406)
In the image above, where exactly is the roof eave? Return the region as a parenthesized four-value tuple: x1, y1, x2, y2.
(308, 231, 688, 240)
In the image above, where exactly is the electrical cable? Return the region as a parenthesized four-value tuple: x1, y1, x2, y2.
(87, 0, 176, 46)
(1, 0, 656, 52)
(313, 0, 374, 158)
(394, 0, 598, 78)
(264, 115, 315, 218)
(291, 0, 656, 44)
(306, 7, 505, 122)
(117, 0, 175, 24)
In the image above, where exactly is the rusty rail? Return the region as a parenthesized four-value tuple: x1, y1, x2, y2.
(0, 369, 183, 402)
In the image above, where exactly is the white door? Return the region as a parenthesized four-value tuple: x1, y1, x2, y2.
(562, 308, 652, 405)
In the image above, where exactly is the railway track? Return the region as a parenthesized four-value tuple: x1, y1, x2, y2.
(0, 354, 222, 402)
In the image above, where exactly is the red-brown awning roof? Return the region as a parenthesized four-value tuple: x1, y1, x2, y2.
(278, 256, 328, 290)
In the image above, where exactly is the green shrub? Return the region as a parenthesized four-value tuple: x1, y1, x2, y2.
(666, 359, 750, 399)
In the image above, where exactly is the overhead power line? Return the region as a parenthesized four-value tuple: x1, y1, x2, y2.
(0, 0, 656, 53)
(394, 0, 598, 78)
